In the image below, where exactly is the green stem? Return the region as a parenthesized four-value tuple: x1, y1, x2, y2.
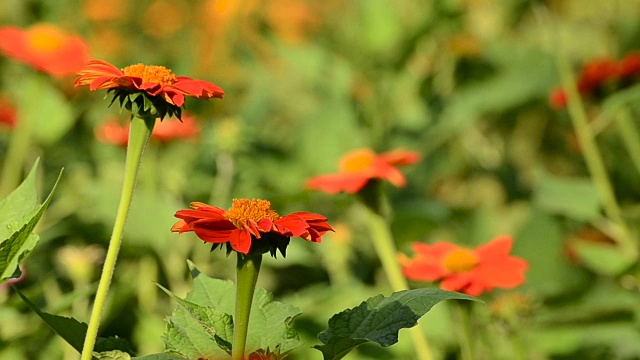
(556, 50, 637, 260)
(0, 106, 32, 198)
(80, 116, 154, 360)
(359, 200, 433, 360)
(614, 108, 640, 177)
(232, 253, 262, 360)
(451, 302, 474, 360)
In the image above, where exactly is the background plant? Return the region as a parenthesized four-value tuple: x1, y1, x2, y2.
(1, 1, 640, 359)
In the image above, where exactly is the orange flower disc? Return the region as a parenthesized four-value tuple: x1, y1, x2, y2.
(122, 63, 177, 86)
(224, 199, 281, 230)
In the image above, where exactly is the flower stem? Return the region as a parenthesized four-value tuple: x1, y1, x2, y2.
(0, 106, 31, 198)
(451, 302, 474, 360)
(80, 116, 154, 360)
(232, 253, 262, 360)
(555, 51, 638, 261)
(359, 200, 433, 360)
(614, 108, 640, 177)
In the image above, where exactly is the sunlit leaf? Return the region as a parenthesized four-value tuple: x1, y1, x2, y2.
(313, 288, 480, 360)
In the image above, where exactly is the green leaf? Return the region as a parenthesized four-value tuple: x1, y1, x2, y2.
(533, 171, 600, 221)
(161, 262, 302, 359)
(159, 284, 234, 359)
(572, 241, 633, 276)
(133, 354, 186, 360)
(0, 162, 63, 283)
(313, 288, 481, 360)
(14, 74, 75, 145)
(14, 288, 88, 353)
(95, 350, 131, 360)
(0, 158, 39, 240)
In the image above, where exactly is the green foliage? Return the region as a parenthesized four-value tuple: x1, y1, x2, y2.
(14, 287, 87, 353)
(161, 263, 302, 360)
(534, 170, 601, 221)
(314, 289, 481, 360)
(0, 159, 62, 283)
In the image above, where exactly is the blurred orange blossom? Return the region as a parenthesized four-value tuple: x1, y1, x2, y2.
(0, 24, 90, 77)
(306, 148, 420, 194)
(400, 235, 528, 296)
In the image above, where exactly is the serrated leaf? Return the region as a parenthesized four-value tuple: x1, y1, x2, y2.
(161, 263, 302, 359)
(133, 354, 186, 360)
(313, 288, 481, 360)
(14, 288, 88, 353)
(0, 164, 63, 283)
(159, 284, 233, 359)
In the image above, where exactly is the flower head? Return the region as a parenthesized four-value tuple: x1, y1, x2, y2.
(400, 235, 528, 296)
(95, 113, 201, 146)
(0, 24, 90, 77)
(306, 148, 420, 194)
(75, 60, 224, 119)
(172, 199, 333, 256)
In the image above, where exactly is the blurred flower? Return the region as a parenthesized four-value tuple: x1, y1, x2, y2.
(400, 235, 528, 296)
(142, 0, 186, 38)
(306, 148, 420, 194)
(172, 198, 333, 256)
(548, 87, 567, 110)
(0, 24, 90, 77)
(0, 97, 17, 129)
(96, 113, 201, 146)
(265, 0, 319, 43)
(55, 245, 105, 285)
(74, 60, 224, 119)
(83, 0, 129, 22)
(550, 52, 640, 109)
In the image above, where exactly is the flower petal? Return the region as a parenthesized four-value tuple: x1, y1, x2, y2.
(229, 229, 252, 254)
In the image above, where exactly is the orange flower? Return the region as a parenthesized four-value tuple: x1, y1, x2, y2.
(75, 60, 224, 119)
(306, 148, 420, 194)
(0, 24, 90, 77)
(401, 235, 528, 296)
(95, 113, 201, 146)
(172, 199, 333, 255)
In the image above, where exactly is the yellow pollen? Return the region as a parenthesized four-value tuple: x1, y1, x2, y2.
(444, 248, 478, 273)
(224, 198, 280, 230)
(122, 63, 177, 85)
(28, 25, 64, 51)
(340, 149, 375, 173)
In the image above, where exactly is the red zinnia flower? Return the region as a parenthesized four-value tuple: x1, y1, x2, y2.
(548, 87, 568, 109)
(95, 113, 201, 146)
(306, 148, 420, 194)
(400, 235, 528, 296)
(0, 24, 90, 77)
(172, 199, 333, 255)
(74, 60, 224, 108)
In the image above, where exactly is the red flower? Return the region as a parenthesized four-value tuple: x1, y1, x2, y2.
(400, 235, 528, 296)
(74, 60, 224, 107)
(95, 113, 201, 146)
(306, 148, 420, 194)
(0, 97, 17, 129)
(172, 199, 333, 255)
(0, 24, 90, 77)
(548, 87, 568, 109)
(619, 52, 640, 79)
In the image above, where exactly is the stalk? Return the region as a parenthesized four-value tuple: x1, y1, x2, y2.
(232, 253, 262, 360)
(80, 116, 154, 360)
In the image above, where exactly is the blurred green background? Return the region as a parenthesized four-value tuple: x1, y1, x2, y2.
(1, 0, 640, 359)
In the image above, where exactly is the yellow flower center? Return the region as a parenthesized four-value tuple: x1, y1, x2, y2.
(224, 198, 281, 230)
(444, 248, 478, 273)
(122, 63, 177, 85)
(340, 149, 376, 173)
(28, 25, 64, 51)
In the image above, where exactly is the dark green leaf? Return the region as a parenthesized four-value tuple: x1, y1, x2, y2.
(14, 288, 87, 353)
(314, 288, 480, 360)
